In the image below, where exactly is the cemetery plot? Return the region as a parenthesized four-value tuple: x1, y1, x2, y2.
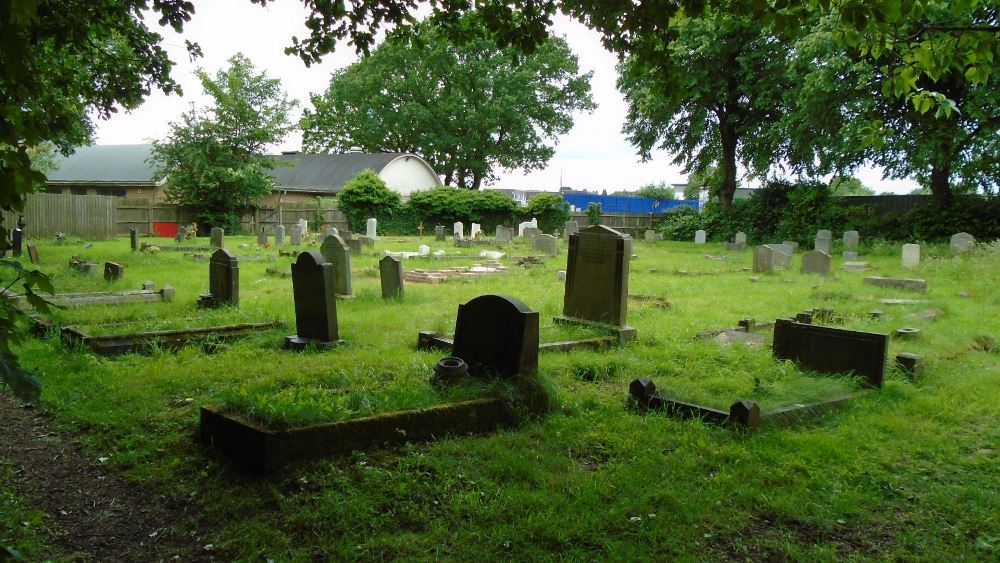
(60, 321, 284, 356)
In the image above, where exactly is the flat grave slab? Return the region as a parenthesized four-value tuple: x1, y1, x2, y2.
(60, 321, 283, 356)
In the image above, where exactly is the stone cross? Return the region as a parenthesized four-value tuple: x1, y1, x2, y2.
(130, 228, 139, 252)
(210, 227, 224, 249)
(418, 222, 424, 238)
(275, 225, 285, 246)
(453, 295, 539, 378)
(285, 251, 340, 349)
(694, 230, 706, 244)
(801, 250, 831, 276)
(901, 243, 920, 268)
(320, 234, 353, 297)
(366, 218, 377, 240)
(379, 255, 404, 299)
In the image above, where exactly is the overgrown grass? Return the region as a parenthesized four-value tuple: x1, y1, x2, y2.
(3, 232, 999, 560)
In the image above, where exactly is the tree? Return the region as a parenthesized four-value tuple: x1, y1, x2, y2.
(150, 54, 298, 231)
(337, 170, 401, 231)
(685, 166, 722, 200)
(301, 13, 595, 189)
(828, 176, 876, 196)
(617, 13, 791, 214)
(634, 181, 676, 200)
(523, 192, 570, 232)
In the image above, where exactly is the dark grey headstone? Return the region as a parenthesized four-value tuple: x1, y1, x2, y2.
(320, 234, 353, 296)
(210, 227, 225, 249)
(130, 228, 139, 252)
(561, 225, 630, 327)
(772, 318, 887, 388)
(104, 261, 125, 282)
(257, 227, 268, 245)
(453, 294, 539, 378)
(26, 243, 39, 264)
(286, 251, 340, 347)
(11, 229, 22, 257)
(347, 238, 362, 254)
(208, 248, 239, 306)
(379, 256, 404, 299)
(435, 225, 446, 242)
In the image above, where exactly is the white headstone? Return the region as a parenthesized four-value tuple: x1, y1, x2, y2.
(366, 218, 377, 240)
(694, 230, 706, 244)
(418, 244, 430, 256)
(470, 223, 481, 238)
(298, 218, 308, 233)
(517, 221, 533, 237)
(901, 244, 921, 268)
(326, 227, 339, 237)
(454, 222, 464, 238)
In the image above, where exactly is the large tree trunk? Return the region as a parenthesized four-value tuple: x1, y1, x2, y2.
(929, 162, 954, 207)
(718, 117, 738, 214)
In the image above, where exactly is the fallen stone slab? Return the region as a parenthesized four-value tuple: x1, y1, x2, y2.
(60, 321, 284, 356)
(864, 276, 927, 293)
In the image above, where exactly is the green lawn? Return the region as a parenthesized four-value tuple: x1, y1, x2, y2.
(3, 233, 999, 560)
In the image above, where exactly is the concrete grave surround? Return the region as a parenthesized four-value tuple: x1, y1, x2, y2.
(275, 225, 285, 246)
(320, 234, 353, 297)
(452, 294, 539, 378)
(285, 251, 340, 348)
(801, 250, 831, 276)
(533, 234, 558, 256)
(902, 244, 920, 268)
(559, 225, 632, 331)
(210, 227, 224, 249)
(435, 225, 446, 242)
(454, 222, 464, 238)
(379, 256, 405, 299)
(366, 218, 378, 240)
(864, 276, 927, 293)
(772, 318, 888, 388)
(208, 248, 239, 306)
(694, 230, 706, 244)
(950, 232, 975, 252)
(290, 225, 303, 245)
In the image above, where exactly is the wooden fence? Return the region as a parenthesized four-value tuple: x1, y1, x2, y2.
(569, 212, 658, 238)
(2, 193, 118, 240)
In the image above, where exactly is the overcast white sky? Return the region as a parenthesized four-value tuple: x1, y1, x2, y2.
(93, 0, 918, 194)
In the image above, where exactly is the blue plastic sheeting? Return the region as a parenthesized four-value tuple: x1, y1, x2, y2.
(563, 194, 699, 214)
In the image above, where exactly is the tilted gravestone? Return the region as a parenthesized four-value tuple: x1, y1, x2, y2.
(766, 245, 791, 268)
(366, 218, 378, 240)
(275, 225, 285, 246)
(11, 228, 23, 257)
(453, 222, 464, 238)
(801, 250, 831, 276)
(257, 227, 268, 245)
(199, 248, 239, 308)
(901, 243, 920, 268)
(950, 232, 975, 253)
(772, 318, 888, 388)
(453, 295, 539, 378)
(320, 234, 353, 297)
(533, 234, 558, 256)
(104, 262, 125, 282)
(210, 227, 225, 249)
(564, 220, 579, 238)
(26, 243, 39, 264)
(645, 229, 655, 242)
(556, 225, 634, 340)
(435, 225, 446, 241)
(694, 230, 706, 244)
(130, 228, 139, 252)
(285, 251, 341, 349)
(379, 255, 404, 299)
(290, 224, 303, 245)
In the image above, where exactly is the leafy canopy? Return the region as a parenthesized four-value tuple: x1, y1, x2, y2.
(337, 170, 401, 231)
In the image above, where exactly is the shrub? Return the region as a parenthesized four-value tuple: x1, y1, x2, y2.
(337, 170, 401, 232)
(586, 202, 602, 225)
(523, 193, 569, 233)
(408, 187, 519, 231)
(656, 205, 703, 241)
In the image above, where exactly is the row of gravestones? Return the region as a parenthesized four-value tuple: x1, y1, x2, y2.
(197, 218, 380, 251)
(436, 220, 587, 244)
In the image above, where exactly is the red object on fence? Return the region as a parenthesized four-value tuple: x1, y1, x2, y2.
(152, 222, 179, 238)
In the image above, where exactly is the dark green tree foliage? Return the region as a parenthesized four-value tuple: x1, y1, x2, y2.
(336, 170, 401, 231)
(617, 14, 791, 214)
(301, 13, 595, 189)
(150, 54, 298, 232)
(524, 192, 570, 233)
(407, 187, 520, 229)
(634, 181, 676, 200)
(586, 202, 602, 225)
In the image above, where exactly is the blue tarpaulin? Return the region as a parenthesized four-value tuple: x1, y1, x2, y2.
(562, 194, 699, 214)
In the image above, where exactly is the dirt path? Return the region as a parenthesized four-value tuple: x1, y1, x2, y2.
(0, 393, 213, 561)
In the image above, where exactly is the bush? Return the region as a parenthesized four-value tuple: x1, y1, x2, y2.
(656, 205, 703, 241)
(408, 187, 519, 232)
(523, 193, 570, 233)
(337, 170, 401, 232)
(586, 202, 602, 225)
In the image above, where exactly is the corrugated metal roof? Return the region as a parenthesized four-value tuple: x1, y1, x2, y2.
(268, 152, 408, 193)
(47, 144, 159, 184)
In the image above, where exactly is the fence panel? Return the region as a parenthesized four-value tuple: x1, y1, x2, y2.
(3, 193, 117, 240)
(569, 213, 659, 238)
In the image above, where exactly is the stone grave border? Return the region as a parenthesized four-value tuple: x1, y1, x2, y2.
(628, 378, 875, 429)
(60, 321, 283, 356)
(41, 286, 175, 308)
(417, 330, 616, 354)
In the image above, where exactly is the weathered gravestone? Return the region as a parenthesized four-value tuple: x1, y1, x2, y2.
(495, 225, 514, 243)
(782, 241, 800, 253)
(275, 225, 285, 246)
(694, 230, 706, 244)
(864, 276, 927, 293)
(555, 225, 634, 341)
(814, 230, 832, 253)
(210, 227, 225, 249)
(26, 243, 39, 264)
(130, 228, 139, 252)
(564, 220, 579, 238)
(290, 225, 303, 245)
(320, 234, 353, 297)
(843, 230, 860, 258)
(198, 248, 239, 308)
(470, 223, 481, 238)
(435, 225, 446, 242)
(901, 243, 920, 268)
(257, 227, 268, 245)
(10, 228, 23, 258)
(326, 227, 338, 237)
(298, 218, 308, 233)
(453, 295, 539, 378)
(523, 227, 541, 238)
(645, 229, 655, 242)
(768, 245, 792, 268)
(284, 251, 341, 350)
(366, 218, 377, 240)
(950, 232, 975, 253)
(753, 245, 774, 274)
(347, 238, 362, 254)
(104, 262, 125, 282)
(379, 256, 404, 299)
(533, 234, 558, 256)
(801, 250, 831, 276)
(735, 231, 747, 245)
(453, 222, 464, 239)
(772, 318, 888, 388)
(518, 219, 538, 237)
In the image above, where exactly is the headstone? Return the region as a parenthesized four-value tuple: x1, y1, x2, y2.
(470, 223, 481, 239)
(556, 270, 566, 281)
(814, 230, 832, 253)
(533, 234, 558, 256)
(174, 229, 186, 244)
(782, 241, 800, 253)
(564, 220, 579, 238)
(366, 218, 377, 240)
(950, 232, 975, 253)
(558, 225, 631, 330)
(210, 227, 224, 249)
(435, 225, 446, 242)
(453, 295, 539, 378)
(130, 228, 139, 252)
(418, 244, 430, 256)
(290, 224, 303, 245)
(202, 248, 239, 307)
(347, 238, 362, 254)
(843, 230, 859, 251)
(257, 227, 268, 245)
(734, 232, 747, 244)
(644, 229, 655, 242)
(523, 227, 541, 238)
(841, 261, 870, 272)
(298, 218, 308, 233)
(320, 235, 353, 297)
(763, 244, 791, 268)
(26, 243, 39, 264)
(654, 233, 664, 241)
(801, 250, 831, 276)
(454, 222, 464, 239)
(518, 219, 538, 237)
(495, 225, 514, 243)
(275, 225, 285, 246)
(80, 262, 100, 276)
(752, 245, 773, 274)
(895, 353, 924, 379)
(901, 244, 920, 268)
(103, 261, 125, 282)
(772, 318, 888, 388)
(10, 228, 23, 258)
(285, 251, 340, 349)
(694, 230, 706, 244)
(379, 256, 404, 299)
(326, 227, 339, 237)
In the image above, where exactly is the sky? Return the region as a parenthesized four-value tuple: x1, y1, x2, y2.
(92, 0, 919, 195)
